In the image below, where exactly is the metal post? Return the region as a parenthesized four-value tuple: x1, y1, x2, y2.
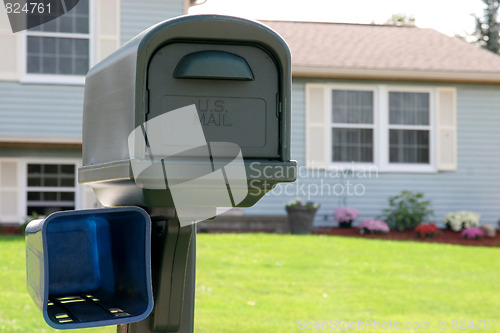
(119, 208, 196, 333)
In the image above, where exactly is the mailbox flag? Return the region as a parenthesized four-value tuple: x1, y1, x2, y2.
(127, 105, 248, 226)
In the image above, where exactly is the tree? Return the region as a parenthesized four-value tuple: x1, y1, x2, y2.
(385, 14, 416, 27)
(472, 0, 500, 53)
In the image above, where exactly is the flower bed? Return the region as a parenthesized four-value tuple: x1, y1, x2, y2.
(312, 227, 500, 247)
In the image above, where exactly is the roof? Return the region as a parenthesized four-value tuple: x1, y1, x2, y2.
(263, 20, 500, 83)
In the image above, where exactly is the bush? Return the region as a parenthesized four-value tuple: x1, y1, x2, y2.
(414, 223, 439, 238)
(358, 219, 390, 234)
(379, 191, 433, 231)
(443, 211, 479, 232)
(461, 227, 484, 240)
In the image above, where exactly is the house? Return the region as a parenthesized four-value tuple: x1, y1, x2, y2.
(1, 3, 500, 227)
(243, 21, 500, 226)
(0, 0, 189, 224)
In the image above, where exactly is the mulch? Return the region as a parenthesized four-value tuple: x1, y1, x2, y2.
(312, 227, 500, 247)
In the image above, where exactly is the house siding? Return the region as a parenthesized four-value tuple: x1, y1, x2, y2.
(0, 1, 184, 140)
(0, 81, 84, 139)
(121, 0, 184, 44)
(245, 78, 500, 226)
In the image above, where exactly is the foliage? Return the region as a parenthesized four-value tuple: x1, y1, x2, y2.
(443, 211, 480, 232)
(472, 0, 500, 53)
(333, 207, 360, 223)
(414, 223, 440, 238)
(385, 13, 416, 26)
(2, 235, 500, 332)
(379, 191, 433, 231)
(358, 219, 390, 234)
(461, 227, 485, 240)
(285, 199, 319, 212)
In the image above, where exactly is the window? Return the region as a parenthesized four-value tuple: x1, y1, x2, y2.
(331, 90, 374, 163)
(26, 163, 76, 216)
(23, 0, 92, 83)
(306, 84, 457, 173)
(388, 91, 431, 164)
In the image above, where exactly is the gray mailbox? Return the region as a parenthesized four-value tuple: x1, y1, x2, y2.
(78, 14, 296, 210)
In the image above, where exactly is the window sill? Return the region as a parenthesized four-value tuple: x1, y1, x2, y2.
(324, 162, 437, 174)
(20, 74, 85, 86)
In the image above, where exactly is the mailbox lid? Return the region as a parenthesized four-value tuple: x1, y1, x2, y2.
(147, 42, 280, 159)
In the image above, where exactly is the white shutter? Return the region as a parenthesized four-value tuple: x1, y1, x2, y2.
(305, 84, 327, 169)
(0, 161, 21, 223)
(96, 0, 121, 62)
(82, 185, 102, 209)
(436, 88, 457, 171)
(0, 8, 18, 80)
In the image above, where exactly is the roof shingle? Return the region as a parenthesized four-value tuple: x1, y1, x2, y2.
(263, 20, 500, 81)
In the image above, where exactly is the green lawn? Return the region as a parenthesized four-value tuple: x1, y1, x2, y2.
(1, 234, 499, 332)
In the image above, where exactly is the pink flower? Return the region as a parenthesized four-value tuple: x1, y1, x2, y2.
(461, 227, 485, 240)
(358, 219, 390, 234)
(334, 207, 360, 223)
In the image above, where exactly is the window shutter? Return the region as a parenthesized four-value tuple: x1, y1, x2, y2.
(0, 10, 18, 80)
(96, 0, 121, 62)
(305, 84, 327, 169)
(0, 161, 21, 223)
(82, 185, 101, 209)
(436, 88, 457, 171)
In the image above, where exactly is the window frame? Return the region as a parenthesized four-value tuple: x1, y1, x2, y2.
(326, 84, 379, 171)
(18, 0, 96, 85)
(325, 84, 437, 173)
(20, 158, 83, 218)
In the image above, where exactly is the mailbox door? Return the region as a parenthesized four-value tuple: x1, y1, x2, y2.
(147, 42, 280, 159)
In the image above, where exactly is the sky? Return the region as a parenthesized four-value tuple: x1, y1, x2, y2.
(189, 0, 486, 37)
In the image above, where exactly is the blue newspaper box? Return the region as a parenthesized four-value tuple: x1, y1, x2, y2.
(25, 207, 153, 329)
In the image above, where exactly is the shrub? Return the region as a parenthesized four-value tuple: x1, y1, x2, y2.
(334, 207, 360, 223)
(443, 211, 480, 232)
(480, 225, 496, 238)
(414, 223, 440, 238)
(461, 227, 485, 240)
(379, 191, 433, 231)
(358, 219, 390, 234)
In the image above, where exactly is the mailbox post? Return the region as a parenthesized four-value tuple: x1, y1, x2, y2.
(26, 14, 296, 333)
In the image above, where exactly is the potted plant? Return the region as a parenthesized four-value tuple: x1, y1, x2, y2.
(334, 207, 360, 228)
(285, 199, 320, 234)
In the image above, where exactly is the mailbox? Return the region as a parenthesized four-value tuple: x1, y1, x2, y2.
(25, 207, 153, 329)
(78, 14, 297, 210)
(23, 14, 297, 332)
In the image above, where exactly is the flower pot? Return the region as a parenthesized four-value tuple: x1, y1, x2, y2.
(286, 207, 318, 234)
(339, 221, 353, 229)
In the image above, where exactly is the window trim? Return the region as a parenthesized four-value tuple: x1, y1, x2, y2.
(326, 84, 379, 171)
(20, 158, 83, 218)
(325, 84, 437, 173)
(18, 0, 96, 85)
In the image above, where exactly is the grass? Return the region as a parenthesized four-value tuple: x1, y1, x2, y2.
(194, 234, 500, 333)
(1, 234, 499, 332)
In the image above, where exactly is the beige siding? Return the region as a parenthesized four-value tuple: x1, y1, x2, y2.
(97, 0, 121, 62)
(0, 7, 19, 81)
